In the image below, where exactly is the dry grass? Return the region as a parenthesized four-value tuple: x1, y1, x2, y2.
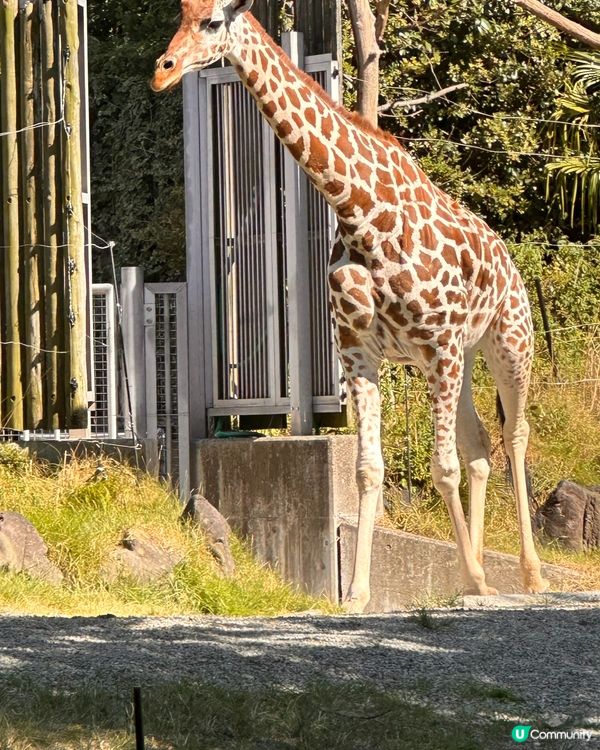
(383, 345, 600, 590)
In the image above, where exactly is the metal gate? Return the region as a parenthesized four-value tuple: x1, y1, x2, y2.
(144, 283, 190, 500)
(184, 34, 344, 439)
(90, 284, 117, 439)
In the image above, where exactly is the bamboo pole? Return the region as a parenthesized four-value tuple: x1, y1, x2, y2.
(41, 0, 63, 429)
(0, 0, 24, 430)
(20, 0, 44, 428)
(60, 0, 88, 430)
(0, 64, 4, 427)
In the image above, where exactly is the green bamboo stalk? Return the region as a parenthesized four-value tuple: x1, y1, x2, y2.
(41, 0, 63, 429)
(60, 0, 88, 430)
(0, 0, 24, 430)
(20, 0, 44, 428)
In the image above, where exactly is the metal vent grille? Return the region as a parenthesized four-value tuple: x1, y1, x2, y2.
(212, 80, 272, 403)
(144, 282, 189, 500)
(187, 49, 342, 426)
(154, 293, 180, 480)
(90, 284, 117, 438)
(306, 63, 341, 404)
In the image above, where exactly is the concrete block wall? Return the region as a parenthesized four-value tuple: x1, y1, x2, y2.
(192, 436, 578, 611)
(193, 436, 359, 600)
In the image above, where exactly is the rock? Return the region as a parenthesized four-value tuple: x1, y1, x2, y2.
(101, 530, 184, 584)
(536, 481, 600, 551)
(0, 512, 63, 584)
(181, 494, 236, 577)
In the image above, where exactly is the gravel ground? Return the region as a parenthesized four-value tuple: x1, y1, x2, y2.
(1, 598, 599, 737)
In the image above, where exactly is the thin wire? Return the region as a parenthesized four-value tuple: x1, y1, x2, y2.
(0, 241, 117, 251)
(0, 340, 69, 354)
(395, 134, 559, 159)
(344, 72, 600, 130)
(0, 117, 65, 139)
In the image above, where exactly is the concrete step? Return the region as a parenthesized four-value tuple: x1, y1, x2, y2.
(339, 522, 582, 613)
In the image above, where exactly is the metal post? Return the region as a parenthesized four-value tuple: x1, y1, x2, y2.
(183, 73, 211, 450)
(121, 267, 147, 438)
(282, 32, 313, 436)
(133, 686, 145, 750)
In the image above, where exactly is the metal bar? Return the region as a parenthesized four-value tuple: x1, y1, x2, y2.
(183, 72, 210, 444)
(162, 295, 173, 477)
(144, 287, 158, 441)
(121, 267, 146, 437)
(176, 284, 190, 500)
(282, 32, 313, 434)
(133, 687, 145, 750)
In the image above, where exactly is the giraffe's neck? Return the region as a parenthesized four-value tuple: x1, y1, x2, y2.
(227, 15, 406, 233)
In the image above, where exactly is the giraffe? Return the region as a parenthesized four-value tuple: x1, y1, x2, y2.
(152, 0, 550, 613)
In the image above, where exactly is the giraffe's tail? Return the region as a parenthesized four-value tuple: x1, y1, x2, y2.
(495, 392, 539, 523)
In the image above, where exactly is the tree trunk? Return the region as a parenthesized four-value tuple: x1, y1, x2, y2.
(41, 0, 63, 429)
(515, 0, 600, 50)
(347, 0, 380, 126)
(20, 0, 45, 429)
(0, 0, 24, 429)
(60, 0, 89, 430)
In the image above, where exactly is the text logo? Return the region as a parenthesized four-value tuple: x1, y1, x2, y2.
(512, 725, 532, 743)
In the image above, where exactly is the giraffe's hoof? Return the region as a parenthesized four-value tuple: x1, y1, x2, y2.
(524, 577, 550, 594)
(342, 592, 370, 614)
(464, 585, 498, 597)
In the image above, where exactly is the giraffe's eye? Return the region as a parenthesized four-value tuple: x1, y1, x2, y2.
(200, 18, 224, 31)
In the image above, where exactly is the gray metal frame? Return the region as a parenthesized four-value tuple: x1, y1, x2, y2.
(183, 41, 343, 439)
(144, 282, 190, 500)
(90, 284, 117, 439)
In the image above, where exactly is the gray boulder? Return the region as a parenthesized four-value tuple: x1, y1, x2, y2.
(536, 481, 600, 551)
(102, 529, 184, 584)
(0, 511, 63, 584)
(181, 494, 236, 577)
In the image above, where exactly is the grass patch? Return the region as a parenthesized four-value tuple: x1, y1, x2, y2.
(0, 450, 326, 617)
(461, 680, 524, 704)
(382, 347, 600, 590)
(0, 677, 516, 749)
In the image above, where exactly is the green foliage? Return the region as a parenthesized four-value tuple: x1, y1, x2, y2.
(545, 51, 600, 234)
(344, 1, 600, 242)
(0, 444, 30, 475)
(88, 0, 186, 282)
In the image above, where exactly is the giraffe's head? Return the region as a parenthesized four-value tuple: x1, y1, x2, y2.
(152, 0, 254, 92)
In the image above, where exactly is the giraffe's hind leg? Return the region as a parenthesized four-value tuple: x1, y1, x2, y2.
(424, 341, 495, 596)
(457, 352, 492, 570)
(482, 303, 549, 594)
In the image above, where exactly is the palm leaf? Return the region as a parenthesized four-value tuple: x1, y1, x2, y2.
(545, 51, 600, 235)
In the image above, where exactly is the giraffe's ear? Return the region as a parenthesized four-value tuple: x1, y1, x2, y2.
(226, 0, 254, 19)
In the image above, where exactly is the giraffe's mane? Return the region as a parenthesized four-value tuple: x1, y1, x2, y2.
(249, 14, 404, 152)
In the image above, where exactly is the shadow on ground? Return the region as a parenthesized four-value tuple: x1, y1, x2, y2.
(0, 607, 598, 749)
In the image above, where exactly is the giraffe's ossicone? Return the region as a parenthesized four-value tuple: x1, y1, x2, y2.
(153, 0, 549, 613)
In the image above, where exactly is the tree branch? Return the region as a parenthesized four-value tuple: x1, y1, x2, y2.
(375, 0, 390, 45)
(347, 0, 380, 126)
(378, 82, 469, 113)
(514, 0, 600, 50)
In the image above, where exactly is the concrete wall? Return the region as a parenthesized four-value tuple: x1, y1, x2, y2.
(339, 524, 577, 612)
(193, 436, 578, 611)
(193, 436, 358, 599)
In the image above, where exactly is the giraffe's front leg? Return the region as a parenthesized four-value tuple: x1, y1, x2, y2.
(342, 364, 384, 614)
(424, 344, 497, 597)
